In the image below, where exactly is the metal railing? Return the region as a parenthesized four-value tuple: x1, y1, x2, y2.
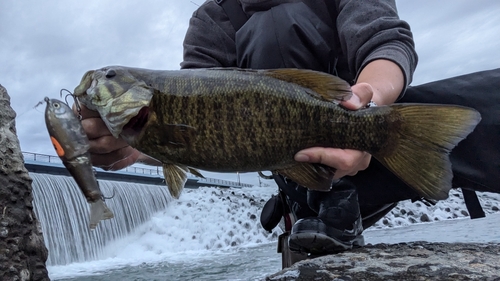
(22, 151, 162, 176)
(23, 152, 62, 164)
(22, 151, 253, 187)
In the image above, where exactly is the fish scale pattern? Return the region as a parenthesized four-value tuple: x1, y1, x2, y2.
(131, 69, 394, 172)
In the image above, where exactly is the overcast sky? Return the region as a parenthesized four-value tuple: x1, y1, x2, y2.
(1, 1, 499, 186)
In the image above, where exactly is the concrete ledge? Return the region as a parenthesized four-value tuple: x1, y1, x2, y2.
(24, 159, 251, 189)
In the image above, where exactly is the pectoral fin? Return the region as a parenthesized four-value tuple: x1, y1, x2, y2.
(164, 124, 197, 148)
(163, 164, 188, 198)
(277, 163, 336, 191)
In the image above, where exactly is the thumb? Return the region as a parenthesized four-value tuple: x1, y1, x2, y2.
(341, 83, 374, 110)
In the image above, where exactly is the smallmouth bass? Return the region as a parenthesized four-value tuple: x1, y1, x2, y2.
(44, 97, 114, 229)
(74, 66, 481, 200)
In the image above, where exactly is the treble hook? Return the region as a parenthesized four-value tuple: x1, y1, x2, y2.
(101, 186, 116, 200)
(258, 171, 274, 180)
(60, 88, 82, 120)
(92, 168, 116, 200)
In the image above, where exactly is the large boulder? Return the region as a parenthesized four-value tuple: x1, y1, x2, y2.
(265, 242, 500, 280)
(0, 84, 49, 281)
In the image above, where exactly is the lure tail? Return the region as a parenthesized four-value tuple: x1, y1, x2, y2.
(89, 199, 115, 230)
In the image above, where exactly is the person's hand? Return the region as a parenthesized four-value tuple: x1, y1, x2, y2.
(294, 83, 375, 179)
(74, 103, 156, 170)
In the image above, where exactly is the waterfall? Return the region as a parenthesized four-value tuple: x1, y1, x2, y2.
(30, 173, 173, 266)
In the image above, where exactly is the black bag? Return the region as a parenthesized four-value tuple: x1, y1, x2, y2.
(260, 194, 284, 232)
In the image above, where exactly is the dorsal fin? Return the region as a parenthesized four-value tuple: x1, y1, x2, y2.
(263, 69, 352, 102)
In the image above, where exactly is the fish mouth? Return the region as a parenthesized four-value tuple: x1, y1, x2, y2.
(123, 106, 149, 133)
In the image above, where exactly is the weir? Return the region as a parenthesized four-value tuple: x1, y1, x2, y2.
(24, 152, 255, 266)
(23, 152, 254, 189)
(30, 173, 173, 266)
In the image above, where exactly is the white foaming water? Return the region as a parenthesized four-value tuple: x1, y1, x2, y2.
(101, 186, 280, 259)
(370, 189, 500, 229)
(46, 185, 281, 280)
(31, 173, 173, 266)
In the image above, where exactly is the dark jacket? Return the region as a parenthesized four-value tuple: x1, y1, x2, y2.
(181, 0, 418, 94)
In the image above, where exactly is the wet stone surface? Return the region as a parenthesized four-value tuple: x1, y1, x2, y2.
(0, 84, 49, 281)
(265, 242, 500, 280)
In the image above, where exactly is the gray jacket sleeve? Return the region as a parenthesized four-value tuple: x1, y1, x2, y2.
(182, 0, 418, 94)
(336, 0, 418, 89)
(181, 1, 236, 69)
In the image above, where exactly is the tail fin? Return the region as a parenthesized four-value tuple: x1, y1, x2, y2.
(374, 104, 481, 200)
(89, 199, 114, 230)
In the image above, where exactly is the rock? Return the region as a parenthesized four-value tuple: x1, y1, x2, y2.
(265, 242, 500, 280)
(420, 213, 431, 222)
(0, 84, 49, 280)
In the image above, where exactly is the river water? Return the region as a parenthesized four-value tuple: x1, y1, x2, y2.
(49, 214, 500, 280)
(30, 173, 500, 280)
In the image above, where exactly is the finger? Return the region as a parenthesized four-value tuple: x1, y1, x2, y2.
(90, 146, 140, 170)
(73, 103, 100, 119)
(89, 135, 130, 154)
(341, 83, 374, 110)
(295, 147, 370, 178)
(295, 147, 365, 169)
(335, 153, 371, 179)
(81, 117, 112, 139)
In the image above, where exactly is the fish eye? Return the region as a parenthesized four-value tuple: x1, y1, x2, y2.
(53, 103, 60, 108)
(106, 69, 116, 78)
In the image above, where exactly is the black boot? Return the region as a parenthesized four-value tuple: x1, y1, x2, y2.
(288, 179, 364, 255)
(274, 175, 317, 220)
